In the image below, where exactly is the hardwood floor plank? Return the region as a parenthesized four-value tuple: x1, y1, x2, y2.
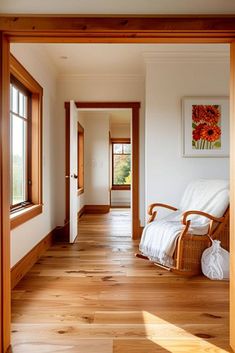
(11, 209, 230, 353)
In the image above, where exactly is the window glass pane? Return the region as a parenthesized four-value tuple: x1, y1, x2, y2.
(114, 154, 131, 185)
(23, 95, 28, 118)
(12, 85, 18, 114)
(113, 143, 122, 154)
(123, 144, 131, 154)
(11, 114, 27, 205)
(19, 91, 24, 117)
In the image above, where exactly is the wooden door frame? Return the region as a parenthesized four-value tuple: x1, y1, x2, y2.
(1, 15, 235, 353)
(64, 101, 141, 241)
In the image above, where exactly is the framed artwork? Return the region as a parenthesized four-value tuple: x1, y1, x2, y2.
(182, 97, 229, 157)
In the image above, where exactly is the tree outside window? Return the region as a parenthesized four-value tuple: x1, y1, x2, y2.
(112, 142, 131, 186)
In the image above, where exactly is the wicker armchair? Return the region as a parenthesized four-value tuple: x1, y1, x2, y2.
(136, 202, 229, 276)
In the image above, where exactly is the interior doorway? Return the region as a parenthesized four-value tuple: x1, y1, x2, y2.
(64, 101, 141, 242)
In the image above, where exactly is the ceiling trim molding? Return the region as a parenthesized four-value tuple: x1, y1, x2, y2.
(110, 122, 130, 127)
(143, 50, 229, 64)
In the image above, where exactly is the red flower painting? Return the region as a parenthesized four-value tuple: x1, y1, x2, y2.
(192, 105, 221, 150)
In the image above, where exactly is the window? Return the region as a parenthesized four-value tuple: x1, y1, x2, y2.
(77, 122, 84, 195)
(10, 78, 31, 210)
(10, 55, 43, 229)
(112, 139, 131, 190)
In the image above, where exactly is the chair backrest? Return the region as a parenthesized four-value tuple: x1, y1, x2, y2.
(179, 179, 229, 224)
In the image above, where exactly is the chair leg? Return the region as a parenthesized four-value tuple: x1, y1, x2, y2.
(135, 253, 149, 260)
(135, 253, 200, 277)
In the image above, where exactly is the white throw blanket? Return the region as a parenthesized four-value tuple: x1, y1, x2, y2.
(139, 179, 229, 267)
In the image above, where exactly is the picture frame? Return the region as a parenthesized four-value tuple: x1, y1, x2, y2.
(182, 96, 229, 157)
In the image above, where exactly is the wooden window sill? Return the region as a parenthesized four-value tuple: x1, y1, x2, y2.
(111, 185, 131, 190)
(10, 204, 43, 230)
(77, 187, 84, 196)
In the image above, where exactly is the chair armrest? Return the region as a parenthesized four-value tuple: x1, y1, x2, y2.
(181, 210, 224, 226)
(147, 203, 178, 223)
(148, 203, 178, 216)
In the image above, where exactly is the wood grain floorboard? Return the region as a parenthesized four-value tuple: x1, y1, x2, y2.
(11, 209, 231, 353)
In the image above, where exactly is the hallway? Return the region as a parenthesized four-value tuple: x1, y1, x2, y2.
(11, 209, 230, 353)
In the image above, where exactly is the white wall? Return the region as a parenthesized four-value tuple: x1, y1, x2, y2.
(110, 123, 130, 138)
(10, 44, 58, 267)
(81, 111, 110, 205)
(55, 75, 145, 225)
(2, 0, 235, 15)
(111, 190, 131, 206)
(145, 58, 229, 221)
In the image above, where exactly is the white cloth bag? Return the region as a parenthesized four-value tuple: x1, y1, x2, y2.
(201, 239, 229, 280)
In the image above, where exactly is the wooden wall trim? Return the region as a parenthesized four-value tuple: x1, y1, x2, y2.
(69, 101, 141, 239)
(111, 138, 130, 144)
(78, 206, 85, 219)
(131, 106, 140, 239)
(1, 16, 235, 43)
(84, 205, 110, 214)
(53, 223, 69, 243)
(0, 33, 11, 353)
(10, 54, 43, 94)
(75, 102, 140, 109)
(10, 204, 42, 230)
(11, 231, 53, 289)
(54, 206, 85, 243)
(230, 42, 235, 352)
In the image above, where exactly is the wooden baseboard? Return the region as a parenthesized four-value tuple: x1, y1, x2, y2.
(11, 230, 54, 289)
(78, 206, 85, 218)
(53, 222, 69, 242)
(110, 205, 131, 209)
(84, 205, 110, 214)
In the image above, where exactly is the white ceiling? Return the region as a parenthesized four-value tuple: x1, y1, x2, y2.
(1, 0, 235, 14)
(12, 43, 229, 76)
(79, 109, 131, 125)
(109, 110, 131, 125)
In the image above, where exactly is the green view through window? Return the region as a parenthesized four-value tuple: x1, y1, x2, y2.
(112, 142, 131, 185)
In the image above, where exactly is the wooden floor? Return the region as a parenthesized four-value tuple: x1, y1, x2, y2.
(11, 209, 231, 353)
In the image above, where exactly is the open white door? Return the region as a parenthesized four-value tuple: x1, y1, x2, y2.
(69, 100, 78, 243)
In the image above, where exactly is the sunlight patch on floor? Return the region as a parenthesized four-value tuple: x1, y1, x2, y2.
(142, 311, 230, 353)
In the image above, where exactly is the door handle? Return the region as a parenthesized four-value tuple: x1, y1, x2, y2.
(65, 174, 78, 179)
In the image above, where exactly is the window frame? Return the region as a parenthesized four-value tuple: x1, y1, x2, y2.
(77, 121, 84, 195)
(10, 54, 43, 230)
(111, 138, 131, 190)
(10, 75, 32, 211)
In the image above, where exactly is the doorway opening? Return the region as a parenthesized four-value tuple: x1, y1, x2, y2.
(65, 102, 140, 242)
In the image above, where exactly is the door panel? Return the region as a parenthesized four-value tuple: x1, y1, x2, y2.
(69, 100, 78, 243)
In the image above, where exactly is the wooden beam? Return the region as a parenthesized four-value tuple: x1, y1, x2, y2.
(1, 15, 235, 43)
(0, 32, 11, 353)
(230, 41, 235, 352)
(0, 15, 235, 32)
